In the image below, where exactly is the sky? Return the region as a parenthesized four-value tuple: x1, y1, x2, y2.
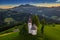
(0, 0, 60, 9)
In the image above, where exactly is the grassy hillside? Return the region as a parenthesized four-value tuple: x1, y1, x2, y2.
(44, 25, 60, 40)
(0, 26, 18, 35)
(0, 25, 60, 40)
(0, 32, 19, 40)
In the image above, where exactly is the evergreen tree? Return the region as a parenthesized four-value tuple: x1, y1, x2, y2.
(32, 15, 40, 28)
(52, 23, 55, 27)
(41, 18, 45, 34)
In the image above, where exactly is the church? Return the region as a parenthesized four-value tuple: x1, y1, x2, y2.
(28, 16, 37, 35)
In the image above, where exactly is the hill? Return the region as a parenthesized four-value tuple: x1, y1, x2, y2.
(0, 25, 60, 40)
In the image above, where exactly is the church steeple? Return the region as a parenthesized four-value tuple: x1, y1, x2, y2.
(28, 16, 32, 34)
(28, 16, 32, 23)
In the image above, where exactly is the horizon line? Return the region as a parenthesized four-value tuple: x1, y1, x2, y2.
(0, 3, 60, 9)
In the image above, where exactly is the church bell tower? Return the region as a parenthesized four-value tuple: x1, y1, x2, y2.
(28, 16, 32, 34)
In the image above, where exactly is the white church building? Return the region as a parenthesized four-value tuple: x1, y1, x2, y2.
(28, 16, 37, 35)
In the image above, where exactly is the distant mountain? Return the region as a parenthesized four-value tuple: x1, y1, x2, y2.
(10, 4, 40, 14)
(10, 4, 60, 20)
(10, 4, 60, 16)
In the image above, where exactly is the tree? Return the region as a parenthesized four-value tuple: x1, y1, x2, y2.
(32, 15, 40, 28)
(52, 23, 55, 27)
(4, 18, 15, 24)
(41, 18, 46, 34)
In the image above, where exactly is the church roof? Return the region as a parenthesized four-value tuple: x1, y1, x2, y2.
(31, 24, 37, 30)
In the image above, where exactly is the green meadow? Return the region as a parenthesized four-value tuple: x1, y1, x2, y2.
(44, 25, 60, 40)
(0, 25, 60, 40)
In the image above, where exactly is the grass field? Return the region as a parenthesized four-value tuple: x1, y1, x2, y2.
(0, 25, 60, 40)
(44, 25, 60, 40)
(0, 32, 19, 40)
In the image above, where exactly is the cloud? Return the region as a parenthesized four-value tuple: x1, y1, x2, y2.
(0, 6, 15, 9)
(56, 0, 60, 2)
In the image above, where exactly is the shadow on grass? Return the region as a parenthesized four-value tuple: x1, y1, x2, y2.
(13, 34, 42, 40)
(44, 34, 57, 40)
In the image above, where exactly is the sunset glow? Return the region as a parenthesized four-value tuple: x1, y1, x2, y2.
(0, 3, 60, 9)
(33, 3, 60, 7)
(0, 6, 15, 9)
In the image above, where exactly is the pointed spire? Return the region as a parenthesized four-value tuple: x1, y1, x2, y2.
(28, 16, 32, 23)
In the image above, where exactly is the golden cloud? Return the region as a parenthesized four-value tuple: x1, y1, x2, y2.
(33, 3, 60, 7)
(0, 6, 15, 9)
